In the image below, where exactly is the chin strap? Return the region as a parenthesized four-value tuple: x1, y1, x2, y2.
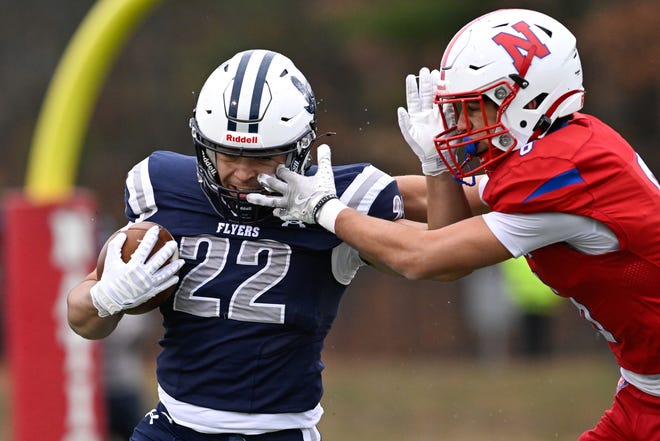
(529, 89, 583, 142)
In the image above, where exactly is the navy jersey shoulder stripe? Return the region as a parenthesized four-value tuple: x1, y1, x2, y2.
(125, 156, 157, 221)
(341, 164, 396, 215)
(125, 151, 208, 224)
(325, 163, 401, 219)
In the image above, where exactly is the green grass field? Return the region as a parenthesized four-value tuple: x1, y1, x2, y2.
(318, 354, 618, 441)
(1, 354, 618, 441)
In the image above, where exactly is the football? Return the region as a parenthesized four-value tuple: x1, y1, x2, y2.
(96, 221, 179, 314)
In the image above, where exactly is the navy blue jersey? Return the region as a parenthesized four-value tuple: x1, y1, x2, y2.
(123, 151, 402, 419)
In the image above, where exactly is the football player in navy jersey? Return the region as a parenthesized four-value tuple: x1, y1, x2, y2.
(67, 49, 412, 440)
(248, 10, 660, 440)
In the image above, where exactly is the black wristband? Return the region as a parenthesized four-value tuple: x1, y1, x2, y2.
(312, 194, 338, 221)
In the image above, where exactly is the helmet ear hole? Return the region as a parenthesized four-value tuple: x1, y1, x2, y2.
(524, 93, 548, 110)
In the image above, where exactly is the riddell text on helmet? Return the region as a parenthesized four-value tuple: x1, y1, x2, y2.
(226, 134, 259, 144)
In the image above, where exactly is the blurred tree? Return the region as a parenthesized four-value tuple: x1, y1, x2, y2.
(577, 0, 660, 171)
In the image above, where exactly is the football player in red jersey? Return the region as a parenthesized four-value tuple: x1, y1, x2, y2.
(248, 9, 660, 440)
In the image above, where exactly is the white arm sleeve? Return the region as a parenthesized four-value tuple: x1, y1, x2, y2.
(477, 174, 619, 257)
(482, 211, 619, 258)
(331, 242, 366, 285)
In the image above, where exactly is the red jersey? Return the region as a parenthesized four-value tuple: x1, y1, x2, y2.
(482, 113, 660, 374)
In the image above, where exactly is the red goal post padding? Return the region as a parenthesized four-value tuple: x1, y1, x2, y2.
(3, 190, 106, 441)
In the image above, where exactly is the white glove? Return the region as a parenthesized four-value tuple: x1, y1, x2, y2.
(246, 144, 348, 232)
(90, 225, 184, 317)
(397, 67, 447, 176)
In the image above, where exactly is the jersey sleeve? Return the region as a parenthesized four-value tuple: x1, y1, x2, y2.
(483, 210, 620, 258)
(333, 163, 404, 221)
(124, 156, 155, 222)
(124, 150, 202, 223)
(328, 163, 403, 285)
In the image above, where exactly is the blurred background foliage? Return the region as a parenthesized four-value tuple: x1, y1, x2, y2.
(1, 0, 658, 359)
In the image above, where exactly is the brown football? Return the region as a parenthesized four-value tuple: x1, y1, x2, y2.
(96, 221, 179, 314)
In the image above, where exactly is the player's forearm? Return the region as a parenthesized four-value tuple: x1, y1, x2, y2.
(396, 174, 486, 224)
(426, 173, 472, 229)
(67, 276, 121, 339)
(333, 208, 511, 281)
(333, 209, 462, 281)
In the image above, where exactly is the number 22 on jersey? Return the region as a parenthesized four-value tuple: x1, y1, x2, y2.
(172, 235, 290, 324)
